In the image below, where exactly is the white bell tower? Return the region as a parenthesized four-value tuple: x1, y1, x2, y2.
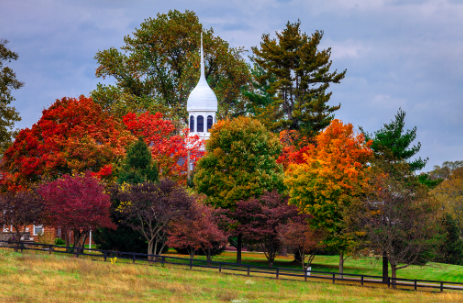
(186, 32, 218, 145)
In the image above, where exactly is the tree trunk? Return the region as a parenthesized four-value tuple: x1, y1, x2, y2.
(391, 264, 397, 289)
(237, 234, 242, 264)
(205, 248, 212, 265)
(14, 229, 21, 252)
(339, 253, 344, 279)
(147, 241, 154, 261)
(65, 230, 71, 252)
(294, 250, 303, 264)
(382, 251, 389, 283)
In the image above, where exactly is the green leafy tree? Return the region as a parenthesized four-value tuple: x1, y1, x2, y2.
(0, 39, 22, 153)
(251, 20, 346, 138)
(93, 10, 250, 122)
(194, 116, 285, 209)
(118, 137, 158, 184)
(194, 116, 285, 262)
(437, 213, 463, 265)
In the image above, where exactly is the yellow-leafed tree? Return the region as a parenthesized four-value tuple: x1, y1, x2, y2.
(284, 119, 372, 275)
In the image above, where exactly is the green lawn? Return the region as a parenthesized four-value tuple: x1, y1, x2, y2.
(164, 250, 463, 283)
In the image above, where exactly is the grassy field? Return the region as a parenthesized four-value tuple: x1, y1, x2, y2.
(167, 250, 463, 283)
(1, 250, 463, 303)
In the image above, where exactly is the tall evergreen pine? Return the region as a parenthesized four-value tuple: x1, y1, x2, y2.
(251, 20, 346, 139)
(118, 137, 158, 184)
(361, 108, 428, 172)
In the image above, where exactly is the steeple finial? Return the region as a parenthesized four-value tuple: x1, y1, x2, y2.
(200, 32, 205, 80)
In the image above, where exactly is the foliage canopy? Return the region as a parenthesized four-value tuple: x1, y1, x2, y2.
(194, 116, 285, 209)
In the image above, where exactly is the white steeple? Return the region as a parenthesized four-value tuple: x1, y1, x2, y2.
(187, 33, 218, 112)
(187, 32, 218, 143)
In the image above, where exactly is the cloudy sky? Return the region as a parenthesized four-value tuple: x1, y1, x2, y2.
(2, 0, 462, 171)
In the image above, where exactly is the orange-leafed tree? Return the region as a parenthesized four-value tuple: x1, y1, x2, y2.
(284, 119, 372, 275)
(0, 96, 135, 189)
(123, 111, 203, 184)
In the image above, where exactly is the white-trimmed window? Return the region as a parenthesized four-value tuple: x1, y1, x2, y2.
(33, 225, 43, 236)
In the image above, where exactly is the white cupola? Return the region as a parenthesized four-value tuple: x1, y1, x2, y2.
(187, 32, 218, 142)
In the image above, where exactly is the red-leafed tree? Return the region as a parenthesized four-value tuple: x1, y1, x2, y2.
(0, 188, 44, 251)
(39, 173, 116, 252)
(0, 96, 135, 190)
(278, 218, 324, 270)
(167, 201, 229, 263)
(117, 179, 194, 258)
(123, 112, 203, 184)
(232, 190, 301, 267)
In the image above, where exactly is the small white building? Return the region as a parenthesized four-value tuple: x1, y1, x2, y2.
(186, 33, 218, 147)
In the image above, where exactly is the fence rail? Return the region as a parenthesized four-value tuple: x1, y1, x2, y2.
(1, 240, 461, 292)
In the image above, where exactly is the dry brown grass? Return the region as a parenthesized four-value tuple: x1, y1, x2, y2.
(1, 250, 463, 302)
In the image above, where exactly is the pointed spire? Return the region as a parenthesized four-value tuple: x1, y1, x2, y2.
(200, 32, 205, 80)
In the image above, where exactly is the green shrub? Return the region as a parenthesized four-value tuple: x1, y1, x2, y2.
(54, 238, 65, 245)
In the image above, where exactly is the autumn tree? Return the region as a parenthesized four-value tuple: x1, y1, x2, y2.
(0, 39, 22, 154)
(251, 20, 346, 138)
(118, 179, 193, 257)
(194, 116, 285, 263)
(93, 9, 250, 121)
(278, 217, 323, 270)
(432, 165, 463, 231)
(0, 96, 135, 189)
(429, 161, 463, 180)
(39, 173, 116, 253)
(349, 161, 441, 286)
(232, 190, 300, 267)
(285, 119, 372, 275)
(167, 201, 228, 263)
(123, 111, 202, 184)
(0, 188, 44, 251)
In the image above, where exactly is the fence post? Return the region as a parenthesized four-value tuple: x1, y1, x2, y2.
(387, 277, 390, 288)
(190, 258, 193, 269)
(414, 280, 417, 290)
(162, 256, 165, 265)
(20, 243, 24, 253)
(440, 282, 444, 293)
(247, 265, 250, 276)
(104, 252, 107, 262)
(361, 276, 364, 286)
(276, 268, 279, 280)
(133, 254, 136, 264)
(219, 263, 222, 273)
(332, 273, 335, 284)
(304, 268, 307, 281)
(49, 245, 53, 255)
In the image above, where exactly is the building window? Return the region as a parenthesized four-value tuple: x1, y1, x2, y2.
(190, 115, 195, 132)
(33, 225, 43, 236)
(207, 115, 213, 132)
(197, 115, 204, 132)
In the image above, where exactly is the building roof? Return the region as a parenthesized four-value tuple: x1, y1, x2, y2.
(187, 33, 218, 113)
